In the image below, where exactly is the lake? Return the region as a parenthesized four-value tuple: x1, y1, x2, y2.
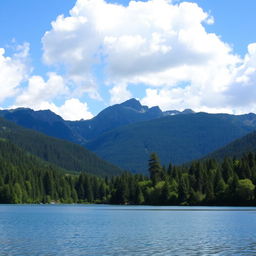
(0, 205, 256, 255)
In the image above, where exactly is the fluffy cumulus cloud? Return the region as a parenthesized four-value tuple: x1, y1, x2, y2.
(141, 43, 256, 114)
(224, 43, 256, 113)
(109, 83, 132, 104)
(13, 73, 93, 120)
(54, 98, 93, 120)
(2, 0, 256, 120)
(15, 72, 68, 106)
(0, 43, 30, 103)
(13, 97, 93, 121)
(41, 0, 256, 114)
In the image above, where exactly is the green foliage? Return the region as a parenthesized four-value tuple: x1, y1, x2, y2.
(1, 134, 256, 206)
(0, 117, 122, 176)
(236, 179, 255, 202)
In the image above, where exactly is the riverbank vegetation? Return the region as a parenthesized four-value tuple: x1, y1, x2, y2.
(0, 139, 256, 205)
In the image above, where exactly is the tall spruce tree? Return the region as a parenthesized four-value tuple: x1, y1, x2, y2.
(148, 153, 162, 186)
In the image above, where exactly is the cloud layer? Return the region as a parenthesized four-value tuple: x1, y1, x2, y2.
(41, 0, 256, 114)
(1, 0, 256, 119)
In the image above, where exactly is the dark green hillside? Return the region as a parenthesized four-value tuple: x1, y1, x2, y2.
(0, 139, 109, 204)
(0, 118, 122, 176)
(205, 131, 256, 160)
(0, 139, 72, 203)
(86, 113, 256, 173)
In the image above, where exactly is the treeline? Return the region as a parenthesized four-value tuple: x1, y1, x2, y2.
(1, 138, 256, 205)
(145, 153, 256, 206)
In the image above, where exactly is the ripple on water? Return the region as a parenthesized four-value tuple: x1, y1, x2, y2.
(0, 205, 256, 255)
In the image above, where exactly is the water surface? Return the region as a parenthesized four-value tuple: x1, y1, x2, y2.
(0, 205, 256, 255)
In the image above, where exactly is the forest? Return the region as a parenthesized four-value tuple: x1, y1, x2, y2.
(1, 136, 256, 205)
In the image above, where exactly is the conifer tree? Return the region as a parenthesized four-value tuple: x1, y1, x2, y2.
(148, 153, 162, 186)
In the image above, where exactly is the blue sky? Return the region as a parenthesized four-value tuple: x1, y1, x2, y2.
(0, 0, 255, 120)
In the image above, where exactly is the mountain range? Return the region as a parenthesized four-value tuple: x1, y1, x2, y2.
(1, 98, 256, 174)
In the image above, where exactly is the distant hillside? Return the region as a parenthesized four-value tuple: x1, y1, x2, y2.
(0, 138, 70, 203)
(0, 139, 107, 204)
(0, 108, 85, 144)
(86, 112, 256, 173)
(2, 100, 256, 174)
(0, 118, 122, 176)
(205, 130, 256, 160)
(0, 99, 193, 143)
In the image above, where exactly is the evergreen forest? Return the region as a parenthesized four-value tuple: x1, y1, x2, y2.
(1, 136, 256, 206)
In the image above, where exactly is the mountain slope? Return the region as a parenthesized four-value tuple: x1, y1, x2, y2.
(0, 108, 85, 144)
(2, 100, 256, 175)
(205, 130, 256, 160)
(67, 98, 164, 141)
(86, 112, 256, 173)
(0, 99, 194, 143)
(0, 138, 71, 203)
(0, 99, 194, 144)
(0, 117, 122, 176)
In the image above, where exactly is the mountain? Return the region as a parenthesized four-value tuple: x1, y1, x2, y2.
(67, 98, 164, 141)
(0, 99, 192, 143)
(205, 130, 256, 160)
(86, 112, 256, 173)
(0, 117, 122, 176)
(2, 100, 256, 174)
(0, 108, 85, 144)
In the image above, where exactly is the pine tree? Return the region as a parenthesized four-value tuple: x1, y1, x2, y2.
(148, 153, 162, 186)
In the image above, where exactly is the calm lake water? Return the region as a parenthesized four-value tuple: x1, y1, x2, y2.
(0, 205, 256, 256)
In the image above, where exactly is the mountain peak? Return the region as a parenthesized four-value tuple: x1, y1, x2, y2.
(120, 98, 142, 110)
(182, 109, 195, 114)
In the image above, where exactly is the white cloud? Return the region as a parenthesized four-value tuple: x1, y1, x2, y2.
(41, 0, 243, 110)
(42, 0, 235, 83)
(54, 98, 93, 120)
(141, 42, 256, 114)
(109, 83, 132, 104)
(13, 73, 93, 120)
(15, 72, 68, 106)
(141, 87, 233, 113)
(13, 98, 93, 121)
(0, 0, 255, 119)
(0, 43, 30, 103)
(29, 0, 252, 115)
(224, 43, 256, 112)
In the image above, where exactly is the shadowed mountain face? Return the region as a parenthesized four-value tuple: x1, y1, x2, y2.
(85, 112, 256, 173)
(0, 108, 84, 144)
(1, 99, 256, 174)
(67, 98, 164, 141)
(204, 130, 256, 161)
(0, 99, 194, 143)
(0, 117, 122, 176)
(0, 99, 166, 143)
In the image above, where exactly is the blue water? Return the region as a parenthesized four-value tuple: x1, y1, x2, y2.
(0, 205, 256, 255)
